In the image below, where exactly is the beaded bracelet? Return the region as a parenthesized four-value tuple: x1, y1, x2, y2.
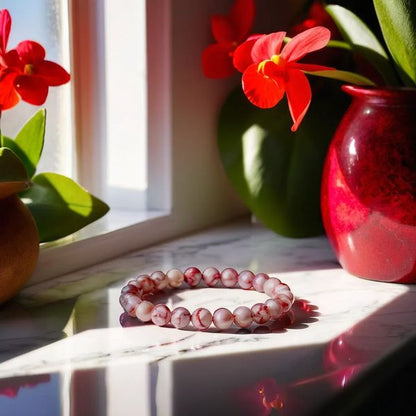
(119, 267, 295, 331)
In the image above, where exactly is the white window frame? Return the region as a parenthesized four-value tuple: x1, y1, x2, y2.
(29, 0, 249, 284)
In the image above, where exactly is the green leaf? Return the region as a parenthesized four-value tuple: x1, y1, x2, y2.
(217, 81, 350, 237)
(20, 172, 110, 242)
(325, 4, 399, 85)
(307, 69, 375, 86)
(0, 147, 30, 199)
(373, 0, 416, 87)
(3, 109, 46, 178)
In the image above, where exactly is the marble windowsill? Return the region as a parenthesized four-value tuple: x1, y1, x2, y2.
(0, 219, 415, 416)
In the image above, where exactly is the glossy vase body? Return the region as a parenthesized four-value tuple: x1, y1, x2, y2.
(321, 86, 416, 283)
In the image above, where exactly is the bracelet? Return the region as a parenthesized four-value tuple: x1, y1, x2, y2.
(119, 267, 295, 331)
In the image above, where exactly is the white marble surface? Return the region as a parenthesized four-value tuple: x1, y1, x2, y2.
(0, 220, 415, 416)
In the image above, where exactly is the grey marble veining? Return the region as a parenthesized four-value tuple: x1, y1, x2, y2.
(0, 220, 415, 416)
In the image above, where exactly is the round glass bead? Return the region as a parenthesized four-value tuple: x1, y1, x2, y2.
(166, 268, 184, 288)
(212, 308, 234, 330)
(150, 271, 168, 290)
(238, 270, 255, 289)
(135, 300, 154, 322)
(263, 277, 283, 299)
(119, 293, 141, 317)
(233, 305, 253, 328)
(202, 267, 221, 287)
(265, 298, 283, 319)
(184, 267, 202, 287)
(171, 307, 191, 329)
(136, 275, 156, 294)
(151, 304, 171, 326)
(252, 273, 269, 292)
(191, 307, 212, 330)
(221, 268, 238, 287)
(251, 303, 270, 324)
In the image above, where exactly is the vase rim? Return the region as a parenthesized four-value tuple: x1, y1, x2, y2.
(342, 85, 416, 103)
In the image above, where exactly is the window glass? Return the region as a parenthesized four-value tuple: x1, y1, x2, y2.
(1, 0, 73, 177)
(103, 0, 147, 210)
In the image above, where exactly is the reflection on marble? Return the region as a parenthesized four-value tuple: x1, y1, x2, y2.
(0, 220, 415, 415)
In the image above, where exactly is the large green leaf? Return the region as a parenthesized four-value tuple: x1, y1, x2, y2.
(0, 147, 30, 199)
(373, 0, 416, 87)
(217, 81, 349, 237)
(307, 69, 375, 86)
(20, 172, 110, 242)
(325, 4, 399, 85)
(2, 109, 46, 178)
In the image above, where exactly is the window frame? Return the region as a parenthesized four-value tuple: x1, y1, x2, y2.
(29, 0, 248, 285)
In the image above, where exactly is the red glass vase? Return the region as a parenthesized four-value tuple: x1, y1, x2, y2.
(321, 85, 416, 283)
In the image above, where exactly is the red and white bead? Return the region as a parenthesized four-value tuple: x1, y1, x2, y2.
(238, 270, 255, 290)
(220, 268, 238, 287)
(251, 303, 271, 324)
(135, 300, 154, 322)
(171, 307, 191, 329)
(202, 267, 221, 287)
(120, 267, 295, 331)
(184, 267, 202, 287)
(136, 275, 155, 294)
(151, 304, 171, 326)
(213, 308, 234, 330)
(233, 305, 253, 328)
(150, 271, 168, 290)
(191, 307, 212, 330)
(265, 298, 284, 319)
(166, 268, 184, 288)
(252, 273, 269, 292)
(119, 293, 141, 317)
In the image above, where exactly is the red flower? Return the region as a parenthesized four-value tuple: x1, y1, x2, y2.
(12, 40, 70, 105)
(289, 1, 340, 39)
(0, 9, 19, 110)
(0, 8, 70, 110)
(202, 0, 255, 78)
(233, 27, 334, 131)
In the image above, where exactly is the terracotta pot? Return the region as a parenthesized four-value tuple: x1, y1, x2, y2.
(321, 85, 416, 283)
(0, 195, 39, 303)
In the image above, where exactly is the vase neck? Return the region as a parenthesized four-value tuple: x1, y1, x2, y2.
(342, 85, 416, 106)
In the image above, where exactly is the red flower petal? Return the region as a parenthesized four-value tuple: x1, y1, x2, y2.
(14, 75, 48, 105)
(281, 26, 331, 63)
(251, 32, 286, 63)
(233, 36, 262, 73)
(0, 69, 20, 110)
(229, 0, 255, 42)
(16, 41, 46, 64)
(5, 49, 22, 69)
(202, 43, 235, 78)
(0, 9, 11, 58)
(242, 62, 284, 108)
(285, 69, 311, 132)
(36, 60, 70, 86)
(211, 15, 234, 43)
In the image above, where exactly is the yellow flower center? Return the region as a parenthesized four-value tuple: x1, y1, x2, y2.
(257, 54, 285, 76)
(24, 64, 35, 76)
(258, 60, 267, 74)
(271, 54, 281, 65)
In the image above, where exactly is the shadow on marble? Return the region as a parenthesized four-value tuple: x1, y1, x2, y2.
(0, 298, 76, 363)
